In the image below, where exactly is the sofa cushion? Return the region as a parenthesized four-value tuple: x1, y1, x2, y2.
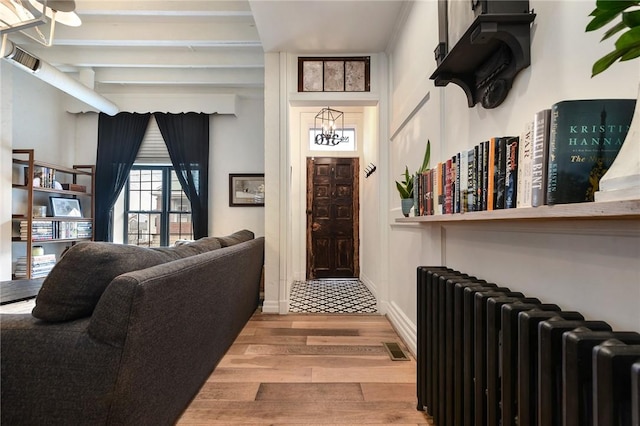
(32, 242, 179, 322)
(216, 229, 254, 247)
(151, 236, 222, 258)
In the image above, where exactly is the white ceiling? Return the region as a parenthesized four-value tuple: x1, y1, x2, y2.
(2, 0, 407, 95)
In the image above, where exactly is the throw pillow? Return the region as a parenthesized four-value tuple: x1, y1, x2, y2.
(32, 242, 171, 322)
(216, 229, 254, 247)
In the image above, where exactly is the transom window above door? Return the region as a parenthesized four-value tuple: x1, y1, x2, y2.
(298, 57, 370, 92)
(309, 128, 357, 152)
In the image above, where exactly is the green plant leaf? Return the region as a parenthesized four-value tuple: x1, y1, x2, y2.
(395, 181, 410, 199)
(615, 26, 640, 49)
(587, 8, 625, 31)
(602, 21, 628, 41)
(418, 140, 431, 174)
(621, 45, 640, 60)
(587, 1, 637, 31)
(592, 48, 627, 76)
(395, 166, 414, 199)
(596, 0, 638, 11)
(623, 9, 640, 27)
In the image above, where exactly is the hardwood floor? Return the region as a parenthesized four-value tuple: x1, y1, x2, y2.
(178, 313, 433, 425)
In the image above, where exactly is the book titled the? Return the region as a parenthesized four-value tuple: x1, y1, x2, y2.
(531, 109, 551, 207)
(546, 99, 635, 205)
(494, 137, 508, 210)
(504, 136, 519, 209)
(517, 121, 534, 208)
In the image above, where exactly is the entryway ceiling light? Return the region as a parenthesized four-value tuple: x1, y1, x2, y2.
(314, 107, 349, 146)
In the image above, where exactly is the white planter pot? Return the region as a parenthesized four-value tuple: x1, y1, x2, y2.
(595, 85, 640, 202)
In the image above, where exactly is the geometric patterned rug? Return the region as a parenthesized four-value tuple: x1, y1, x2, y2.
(289, 279, 378, 313)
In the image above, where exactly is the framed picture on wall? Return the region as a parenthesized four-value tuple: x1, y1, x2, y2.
(229, 174, 265, 207)
(49, 197, 82, 217)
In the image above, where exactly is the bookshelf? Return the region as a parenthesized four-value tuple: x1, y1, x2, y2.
(11, 149, 95, 279)
(395, 199, 640, 224)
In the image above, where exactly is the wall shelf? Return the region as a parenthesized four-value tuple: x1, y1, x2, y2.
(395, 199, 640, 224)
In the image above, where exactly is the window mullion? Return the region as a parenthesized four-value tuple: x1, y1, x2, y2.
(161, 167, 170, 246)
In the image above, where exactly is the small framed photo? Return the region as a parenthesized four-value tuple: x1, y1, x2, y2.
(49, 197, 82, 217)
(229, 173, 265, 207)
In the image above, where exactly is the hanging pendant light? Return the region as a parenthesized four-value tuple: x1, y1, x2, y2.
(0, 0, 81, 48)
(314, 107, 349, 146)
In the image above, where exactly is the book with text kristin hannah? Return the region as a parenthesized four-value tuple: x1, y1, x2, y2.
(546, 99, 635, 205)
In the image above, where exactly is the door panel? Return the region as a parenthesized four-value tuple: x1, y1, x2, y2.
(306, 157, 359, 279)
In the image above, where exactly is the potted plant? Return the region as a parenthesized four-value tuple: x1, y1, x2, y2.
(586, 0, 640, 201)
(586, 0, 640, 76)
(396, 166, 415, 217)
(395, 140, 431, 217)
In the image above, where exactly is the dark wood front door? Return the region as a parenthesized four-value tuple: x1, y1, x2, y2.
(306, 157, 359, 279)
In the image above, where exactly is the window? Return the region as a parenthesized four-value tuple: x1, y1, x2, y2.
(309, 128, 357, 152)
(125, 166, 192, 247)
(298, 56, 370, 92)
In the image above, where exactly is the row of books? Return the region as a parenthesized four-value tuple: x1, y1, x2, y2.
(19, 220, 93, 241)
(14, 254, 56, 279)
(26, 166, 57, 188)
(412, 98, 635, 216)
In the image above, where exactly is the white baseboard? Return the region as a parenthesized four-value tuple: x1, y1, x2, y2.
(261, 299, 279, 313)
(359, 273, 378, 298)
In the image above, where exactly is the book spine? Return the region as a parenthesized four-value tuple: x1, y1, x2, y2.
(547, 106, 560, 205)
(460, 150, 469, 213)
(467, 148, 476, 212)
(438, 162, 445, 215)
(517, 121, 534, 208)
(487, 138, 496, 211)
(494, 137, 508, 210)
(505, 137, 519, 209)
(452, 154, 458, 214)
(413, 172, 420, 216)
(476, 143, 483, 211)
(531, 109, 552, 207)
(482, 141, 489, 211)
(424, 172, 429, 216)
(445, 159, 452, 214)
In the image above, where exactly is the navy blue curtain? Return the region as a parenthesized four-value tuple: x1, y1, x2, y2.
(94, 112, 151, 241)
(154, 112, 209, 239)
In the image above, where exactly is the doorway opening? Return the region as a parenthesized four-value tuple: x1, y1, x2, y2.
(306, 157, 359, 279)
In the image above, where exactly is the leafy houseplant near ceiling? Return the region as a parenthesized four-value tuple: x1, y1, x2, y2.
(586, 0, 640, 201)
(586, 0, 640, 77)
(396, 140, 430, 217)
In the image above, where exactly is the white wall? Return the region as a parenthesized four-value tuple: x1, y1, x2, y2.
(1, 61, 14, 281)
(1, 66, 77, 279)
(211, 97, 265, 237)
(0, 63, 265, 278)
(387, 0, 640, 352)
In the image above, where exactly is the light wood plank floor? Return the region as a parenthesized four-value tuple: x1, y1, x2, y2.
(178, 313, 433, 425)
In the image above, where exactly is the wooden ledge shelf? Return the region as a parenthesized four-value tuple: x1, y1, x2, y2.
(395, 199, 640, 224)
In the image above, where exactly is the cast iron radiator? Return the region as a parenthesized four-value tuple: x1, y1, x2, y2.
(416, 267, 640, 426)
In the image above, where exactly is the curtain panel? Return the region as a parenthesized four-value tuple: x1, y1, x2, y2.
(154, 112, 210, 239)
(95, 112, 151, 241)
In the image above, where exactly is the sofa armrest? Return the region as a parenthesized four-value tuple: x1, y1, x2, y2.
(1, 314, 122, 425)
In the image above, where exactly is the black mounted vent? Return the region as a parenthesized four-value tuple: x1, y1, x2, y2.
(8, 46, 40, 72)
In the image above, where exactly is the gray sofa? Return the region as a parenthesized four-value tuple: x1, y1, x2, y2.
(1, 230, 264, 425)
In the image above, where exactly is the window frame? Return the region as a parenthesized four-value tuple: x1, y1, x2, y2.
(124, 165, 192, 247)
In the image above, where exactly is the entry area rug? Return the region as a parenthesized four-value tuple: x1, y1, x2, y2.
(289, 279, 378, 313)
